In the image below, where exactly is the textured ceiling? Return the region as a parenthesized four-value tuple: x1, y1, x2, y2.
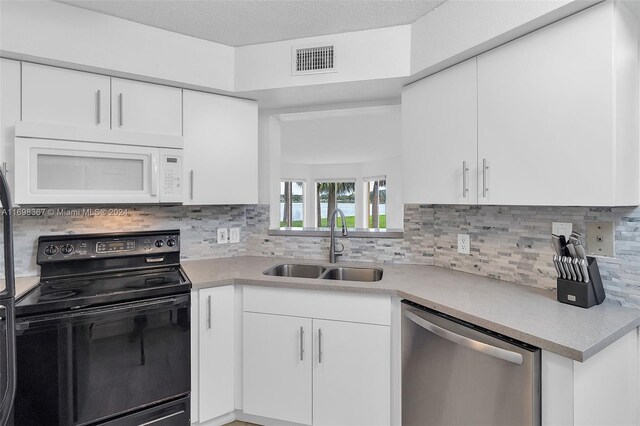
(57, 0, 447, 47)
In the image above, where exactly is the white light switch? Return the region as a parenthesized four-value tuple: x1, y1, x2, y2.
(552, 222, 573, 238)
(217, 228, 228, 245)
(229, 227, 240, 244)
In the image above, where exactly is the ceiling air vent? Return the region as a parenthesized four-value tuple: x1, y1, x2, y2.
(292, 45, 335, 75)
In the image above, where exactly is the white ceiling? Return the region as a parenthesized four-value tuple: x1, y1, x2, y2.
(57, 0, 447, 47)
(280, 105, 401, 165)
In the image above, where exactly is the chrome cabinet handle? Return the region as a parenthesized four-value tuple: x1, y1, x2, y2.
(462, 160, 469, 198)
(482, 158, 489, 198)
(189, 170, 194, 200)
(318, 328, 323, 363)
(299, 326, 304, 361)
(206, 295, 212, 330)
(2, 162, 7, 178)
(118, 93, 123, 127)
(404, 310, 523, 365)
(96, 90, 101, 125)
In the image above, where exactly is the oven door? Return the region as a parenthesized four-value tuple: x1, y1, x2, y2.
(14, 294, 190, 426)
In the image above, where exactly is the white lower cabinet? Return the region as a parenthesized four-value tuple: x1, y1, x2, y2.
(312, 319, 390, 426)
(193, 286, 235, 423)
(242, 286, 392, 426)
(243, 312, 313, 424)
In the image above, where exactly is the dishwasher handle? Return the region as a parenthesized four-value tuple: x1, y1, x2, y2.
(404, 310, 524, 365)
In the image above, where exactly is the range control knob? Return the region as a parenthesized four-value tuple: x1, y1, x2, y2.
(154, 239, 164, 248)
(166, 238, 176, 247)
(44, 245, 58, 256)
(60, 244, 74, 255)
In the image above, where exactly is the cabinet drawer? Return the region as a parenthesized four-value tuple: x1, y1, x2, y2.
(243, 286, 391, 326)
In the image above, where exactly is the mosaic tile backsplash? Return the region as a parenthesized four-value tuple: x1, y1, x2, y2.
(4, 203, 640, 308)
(247, 204, 640, 308)
(4, 205, 248, 277)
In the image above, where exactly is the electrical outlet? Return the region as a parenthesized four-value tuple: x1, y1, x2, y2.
(552, 222, 573, 238)
(229, 227, 240, 244)
(217, 228, 228, 245)
(586, 221, 614, 257)
(458, 234, 470, 255)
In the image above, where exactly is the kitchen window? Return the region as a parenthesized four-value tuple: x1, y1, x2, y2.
(280, 180, 305, 227)
(316, 181, 355, 227)
(365, 177, 386, 229)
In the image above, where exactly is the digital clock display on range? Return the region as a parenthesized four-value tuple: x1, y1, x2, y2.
(96, 240, 136, 254)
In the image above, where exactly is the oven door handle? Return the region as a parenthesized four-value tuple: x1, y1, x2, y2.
(17, 295, 189, 329)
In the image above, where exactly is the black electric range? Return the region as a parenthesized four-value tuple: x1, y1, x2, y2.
(13, 230, 192, 425)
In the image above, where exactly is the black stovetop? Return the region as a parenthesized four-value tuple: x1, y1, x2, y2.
(16, 230, 191, 317)
(16, 266, 190, 317)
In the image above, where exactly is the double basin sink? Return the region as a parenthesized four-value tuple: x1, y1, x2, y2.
(263, 263, 383, 283)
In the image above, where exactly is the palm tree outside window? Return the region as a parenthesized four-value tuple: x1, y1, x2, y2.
(315, 181, 355, 227)
(280, 180, 304, 227)
(365, 177, 386, 229)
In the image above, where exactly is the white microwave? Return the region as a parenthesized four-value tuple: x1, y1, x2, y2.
(14, 123, 183, 205)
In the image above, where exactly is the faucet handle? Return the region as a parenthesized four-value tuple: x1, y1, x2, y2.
(334, 242, 345, 254)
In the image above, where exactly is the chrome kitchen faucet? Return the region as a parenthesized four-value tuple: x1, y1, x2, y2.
(329, 208, 348, 263)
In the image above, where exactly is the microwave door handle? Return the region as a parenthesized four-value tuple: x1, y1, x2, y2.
(150, 153, 159, 197)
(404, 310, 524, 365)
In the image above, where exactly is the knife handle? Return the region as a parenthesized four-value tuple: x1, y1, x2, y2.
(564, 257, 576, 281)
(553, 255, 562, 279)
(580, 259, 590, 283)
(573, 258, 582, 282)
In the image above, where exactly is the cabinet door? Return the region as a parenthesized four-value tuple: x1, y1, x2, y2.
(0, 59, 21, 192)
(243, 312, 312, 424)
(183, 90, 258, 205)
(190, 291, 199, 423)
(313, 319, 390, 426)
(402, 58, 478, 204)
(111, 78, 182, 136)
(477, 3, 614, 205)
(199, 286, 235, 422)
(22, 63, 110, 128)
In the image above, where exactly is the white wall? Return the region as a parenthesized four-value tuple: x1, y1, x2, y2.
(0, 0, 595, 97)
(280, 106, 401, 165)
(0, 0, 236, 91)
(235, 25, 411, 92)
(410, 0, 599, 76)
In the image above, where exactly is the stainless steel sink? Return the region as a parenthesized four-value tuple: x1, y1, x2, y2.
(263, 264, 327, 279)
(320, 267, 383, 282)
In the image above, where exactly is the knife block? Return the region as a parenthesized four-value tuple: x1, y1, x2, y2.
(556, 257, 605, 308)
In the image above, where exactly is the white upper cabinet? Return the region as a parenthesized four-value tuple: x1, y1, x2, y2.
(402, 1, 639, 207)
(403, 58, 478, 205)
(1, 59, 21, 191)
(111, 78, 182, 136)
(22, 63, 111, 129)
(477, 1, 638, 206)
(183, 90, 258, 205)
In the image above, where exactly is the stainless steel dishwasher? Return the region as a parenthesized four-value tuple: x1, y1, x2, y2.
(402, 301, 541, 426)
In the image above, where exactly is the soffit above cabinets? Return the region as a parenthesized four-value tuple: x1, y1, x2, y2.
(55, 0, 447, 47)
